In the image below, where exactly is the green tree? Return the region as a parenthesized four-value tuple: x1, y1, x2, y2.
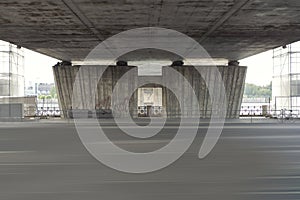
(38, 95, 46, 100)
(50, 86, 57, 99)
(244, 82, 272, 98)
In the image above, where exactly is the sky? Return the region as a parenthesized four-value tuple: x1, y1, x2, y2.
(24, 49, 59, 84)
(24, 48, 274, 86)
(240, 50, 273, 86)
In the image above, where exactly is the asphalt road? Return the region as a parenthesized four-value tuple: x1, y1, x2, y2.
(0, 119, 300, 200)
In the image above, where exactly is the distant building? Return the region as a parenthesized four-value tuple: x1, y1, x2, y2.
(37, 83, 54, 95)
(25, 81, 38, 96)
(25, 81, 54, 96)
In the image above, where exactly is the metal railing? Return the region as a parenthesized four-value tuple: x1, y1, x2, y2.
(19, 107, 300, 123)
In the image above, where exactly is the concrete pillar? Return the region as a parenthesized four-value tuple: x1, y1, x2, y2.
(53, 62, 77, 118)
(162, 65, 247, 118)
(53, 62, 138, 118)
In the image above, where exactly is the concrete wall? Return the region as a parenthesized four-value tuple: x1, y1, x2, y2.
(53, 62, 138, 118)
(162, 65, 247, 118)
(0, 103, 23, 119)
(0, 96, 37, 117)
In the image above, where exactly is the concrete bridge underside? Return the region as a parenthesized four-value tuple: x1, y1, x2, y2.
(0, 0, 300, 62)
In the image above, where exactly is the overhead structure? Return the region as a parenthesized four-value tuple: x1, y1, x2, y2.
(0, 0, 300, 62)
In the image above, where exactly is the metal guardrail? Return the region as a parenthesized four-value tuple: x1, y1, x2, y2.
(21, 108, 300, 123)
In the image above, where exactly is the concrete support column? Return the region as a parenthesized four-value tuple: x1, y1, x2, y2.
(53, 62, 77, 118)
(220, 65, 247, 118)
(53, 62, 138, 118)
(162, 65, 247, 118)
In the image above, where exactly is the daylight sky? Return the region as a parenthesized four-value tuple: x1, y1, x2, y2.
(24, 48, 274, 86)
(240, 50, 273, 86)
(24, 49, 59, 83)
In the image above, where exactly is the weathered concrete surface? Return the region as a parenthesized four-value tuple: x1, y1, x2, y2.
(0, 0, 300, 61)
(0, 96, 37, 117)
(53, 62, 138, 118)
(54, 63, 246, 119)
(53, 63, 247, 118)
(0, 103, 23, 119)
(162, 65, 247, 118)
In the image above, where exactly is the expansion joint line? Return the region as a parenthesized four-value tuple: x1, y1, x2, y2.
(199, 0, 251, 43)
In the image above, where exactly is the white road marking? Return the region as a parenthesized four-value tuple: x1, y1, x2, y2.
(0, 151, 35, 154)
